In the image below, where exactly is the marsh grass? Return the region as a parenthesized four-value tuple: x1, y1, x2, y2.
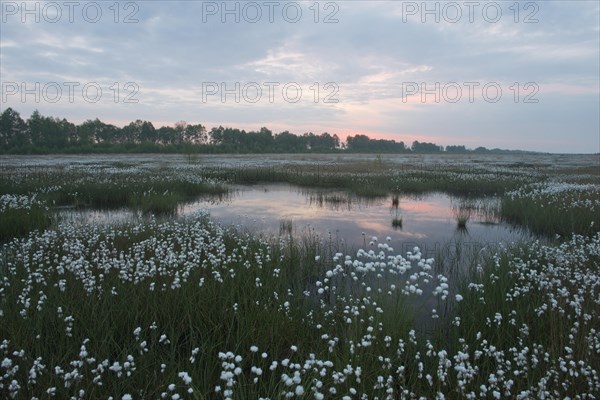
(130, 192, 183, 214)
(0, 206, 50, 241)
(62, 180, 226, 210)
(203, 162, 528, 199)
(6, 158, 595, 237)
(455, 213, 470, 229)
(0, 218, 419, 398)
(0, 168, 227, 213)
(1, 213, 599, 397)
(501, 193, 600, 236)
(449, 238, 600, 396)
(278, 219, 293, 236)
(452, 201, 473, 230)
(1, 155, 600, 397)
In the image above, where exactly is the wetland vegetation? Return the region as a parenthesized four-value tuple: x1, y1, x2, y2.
(0, 153, 598, 398)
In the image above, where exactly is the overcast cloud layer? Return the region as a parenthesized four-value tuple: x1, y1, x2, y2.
(1, 0, 599, 153)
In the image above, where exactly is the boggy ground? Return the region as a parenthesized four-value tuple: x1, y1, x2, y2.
(0, 153, 599, 398)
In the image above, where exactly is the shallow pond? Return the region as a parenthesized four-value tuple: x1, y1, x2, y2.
(59, 184, 533, 274)
(55, 183, 538, 330)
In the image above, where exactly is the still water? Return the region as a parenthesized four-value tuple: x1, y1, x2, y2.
(59, 184, 532, 271)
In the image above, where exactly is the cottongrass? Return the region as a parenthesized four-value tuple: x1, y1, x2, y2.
(0, 194, 50, 241)
(0, 212, 598, 398)
(0, 164, 227, 211)
(502, 182, 600, 236)
(453, 233, 600, 398)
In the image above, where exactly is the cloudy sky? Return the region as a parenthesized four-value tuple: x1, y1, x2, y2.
(1, 0, 599, 152)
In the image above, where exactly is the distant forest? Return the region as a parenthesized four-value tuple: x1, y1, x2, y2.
(0, 108, 534, 154)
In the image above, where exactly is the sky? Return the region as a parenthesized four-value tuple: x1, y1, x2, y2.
(0, 0, 599, 153)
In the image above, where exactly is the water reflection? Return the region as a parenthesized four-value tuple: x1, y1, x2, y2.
(451, 197, 502, 230)
(182, 185, 531, 264)
(57, 184, 533, 275)
(391, 195, 403, 230)
(304, 191, 381, 211)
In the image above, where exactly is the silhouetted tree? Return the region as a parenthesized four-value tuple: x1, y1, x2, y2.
(412, 140, 442, 153)
(0, 108, 27, 148)
(446, 145, 467, 153)
(0, 108, 525, 155)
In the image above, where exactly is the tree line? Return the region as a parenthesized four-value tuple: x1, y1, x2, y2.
(0, 108, 530, 154)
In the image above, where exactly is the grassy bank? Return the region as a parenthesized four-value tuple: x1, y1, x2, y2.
(501, 183, 600, 236)
(0, 166, 228, 214)
(202, 162, 534, 198)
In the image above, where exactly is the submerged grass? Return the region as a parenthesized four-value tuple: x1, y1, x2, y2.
(279, 219, 293, 236)
(455, 212, 470, 230)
